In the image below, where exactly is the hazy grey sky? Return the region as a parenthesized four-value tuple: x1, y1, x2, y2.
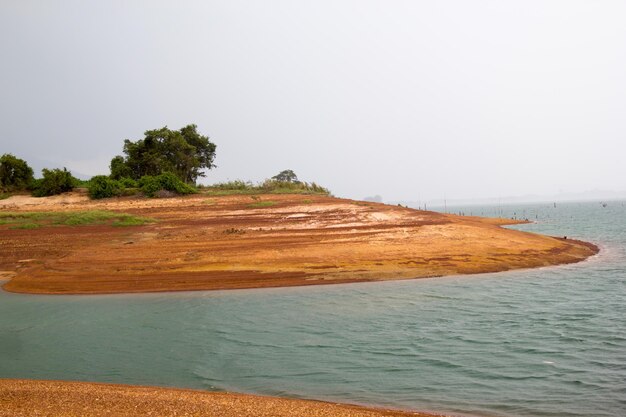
(1, 1, 625, 201)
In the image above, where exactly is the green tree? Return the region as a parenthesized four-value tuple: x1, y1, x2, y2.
(110, 124, 216, 183)
(109, 155, 132, 180)
(31, 168, 76, 197)
(271, 169, 298, 183)
(0, 154, 34, 191)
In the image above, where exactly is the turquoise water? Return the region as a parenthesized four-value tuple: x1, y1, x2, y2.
(1, 201, 625, 417)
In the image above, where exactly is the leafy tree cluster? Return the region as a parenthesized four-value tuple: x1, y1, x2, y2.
(1, 154, 78, 197)
(110, 124, 216, 184)
(0, 154, 34, 192)
(3, 127, 328, 202)
(31, 168, 77, 197)
(88, 173, 196, 199)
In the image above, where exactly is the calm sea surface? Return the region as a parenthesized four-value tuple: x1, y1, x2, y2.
(1, 201, 625, 417)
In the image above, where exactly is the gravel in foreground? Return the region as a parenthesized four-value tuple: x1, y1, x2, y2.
(0, 379, 450, 417)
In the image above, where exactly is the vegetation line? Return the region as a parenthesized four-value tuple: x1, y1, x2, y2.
(201, 178, 329, 196)
(1, 127, 330, 200)
(0, 210, 154, 229)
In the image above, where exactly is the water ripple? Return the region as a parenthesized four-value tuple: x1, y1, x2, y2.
(1, 201, 626, 416)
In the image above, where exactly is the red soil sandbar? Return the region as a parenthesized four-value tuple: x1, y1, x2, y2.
(0, 192, 598, 295)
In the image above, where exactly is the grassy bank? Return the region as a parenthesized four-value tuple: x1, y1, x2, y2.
(0, 210, 154, 229)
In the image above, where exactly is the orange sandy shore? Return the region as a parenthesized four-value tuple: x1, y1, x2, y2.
(0, 379, 449, 417)
(0, 191, 598, 294)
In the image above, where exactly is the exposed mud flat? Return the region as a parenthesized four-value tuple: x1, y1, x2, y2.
(0, 191, 598, 294)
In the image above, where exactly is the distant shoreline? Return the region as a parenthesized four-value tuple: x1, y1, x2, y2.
(0, 192, 598, 295)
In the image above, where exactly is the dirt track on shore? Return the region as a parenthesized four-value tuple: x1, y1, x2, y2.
(0, 191, 598, 294)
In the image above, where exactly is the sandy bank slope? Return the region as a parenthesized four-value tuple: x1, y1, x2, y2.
(0, 192, 598, 294)
(0, 379, 445, 417)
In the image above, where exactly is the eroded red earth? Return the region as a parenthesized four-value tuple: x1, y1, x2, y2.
(0, 192, 598, 294)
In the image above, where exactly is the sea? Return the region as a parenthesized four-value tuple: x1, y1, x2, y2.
(1, 200, 625, 417)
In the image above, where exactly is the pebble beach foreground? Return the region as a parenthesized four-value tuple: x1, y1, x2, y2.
(0, 379, 450, 417)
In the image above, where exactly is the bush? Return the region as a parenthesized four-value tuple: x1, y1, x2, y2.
(31, 168, 77, 197)
(139, 172, 197, 197)
(0, 154, 34, 192)
(138, 175, 162, 197)
(88, 175, 123, 199)
(118, 177, 138, 188)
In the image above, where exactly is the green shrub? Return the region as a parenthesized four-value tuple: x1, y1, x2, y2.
(139, 172, 197, 197)
(31, 168, 77, 197)
(88, 175, 123, 199)
(138, 175, 161, 197)
(118, 177, 138, 188)
(157, 172, 196, 194)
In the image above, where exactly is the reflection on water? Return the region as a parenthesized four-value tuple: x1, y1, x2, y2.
(1, 201, 625, 417)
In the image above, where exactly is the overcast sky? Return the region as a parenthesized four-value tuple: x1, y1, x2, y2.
(1, 1, 625, 202)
